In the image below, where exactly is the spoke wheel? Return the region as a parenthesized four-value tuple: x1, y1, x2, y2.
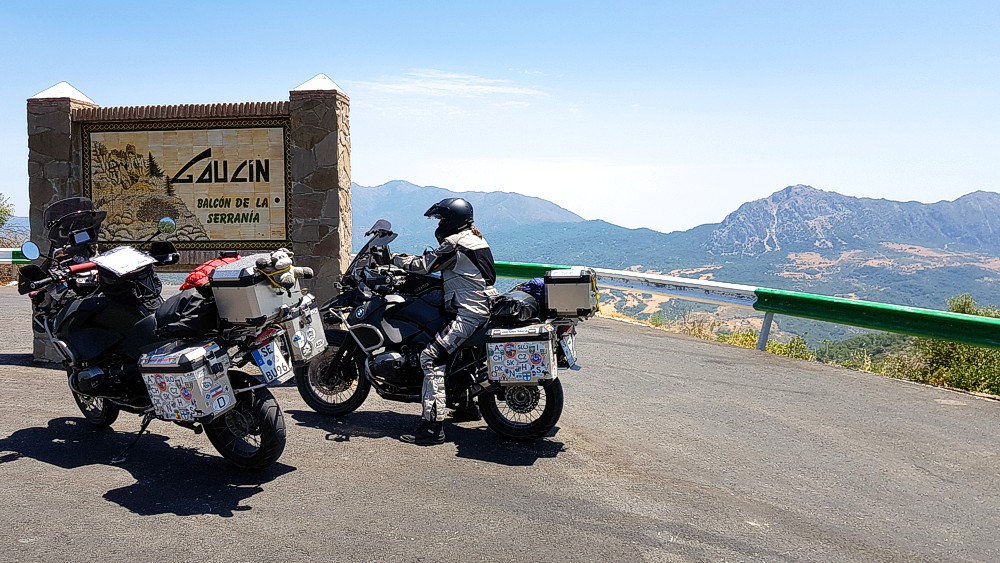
(480, 379, 564, 441)
(72, 392, 119, 427)
(204, 375, 286, 470)
(295, 332, 371, 416)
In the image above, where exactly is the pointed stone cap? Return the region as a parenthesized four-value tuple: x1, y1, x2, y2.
(30, 81, 97, 105)
(292, 74, 343, 93)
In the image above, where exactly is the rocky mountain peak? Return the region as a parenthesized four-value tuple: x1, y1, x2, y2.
(773, 184, 821, 199)
(706, 186, 1000, 256)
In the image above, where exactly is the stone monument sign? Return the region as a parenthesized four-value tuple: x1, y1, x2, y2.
(84, 122, 289, 247)
(26, 74, 351, 304)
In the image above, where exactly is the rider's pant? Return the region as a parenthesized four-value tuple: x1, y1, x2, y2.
(418, 310, 486, 422)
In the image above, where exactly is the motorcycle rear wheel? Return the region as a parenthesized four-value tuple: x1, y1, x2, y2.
(72, 392, 119, 427)
(480, 379, 564, 441)
(204, 375, 286, 470)
(295, 333, 371, 416)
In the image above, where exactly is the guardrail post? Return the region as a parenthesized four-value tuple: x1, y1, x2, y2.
(757, 312, 774, 351)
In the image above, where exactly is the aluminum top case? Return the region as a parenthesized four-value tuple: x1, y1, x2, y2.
(138, 340, 235, 422)
(209, 253, 302, 325)
(544, 267, 598, 319)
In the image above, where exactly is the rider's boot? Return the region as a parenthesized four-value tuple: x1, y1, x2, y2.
(401, 420, 445, 446)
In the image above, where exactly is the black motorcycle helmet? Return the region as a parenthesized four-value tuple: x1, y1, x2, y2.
(424, 198, 474, 243)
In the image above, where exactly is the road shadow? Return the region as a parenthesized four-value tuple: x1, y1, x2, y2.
(287, 409, 566, 466)
(0, 353, 33, 366)
(448, 423, 566, 466)
(287, 408, 412, 441)
(0, 417, 295, 517)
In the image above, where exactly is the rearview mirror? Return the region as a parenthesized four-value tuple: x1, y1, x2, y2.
(158, 217, 177, 234)
(20, 241, 40, 261)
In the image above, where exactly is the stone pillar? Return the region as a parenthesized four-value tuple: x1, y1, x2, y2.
(24, 76, 353, 363)
(27, 83, 98, 362)
(287, 75, 351, 304)
(27, 83, 98, 256)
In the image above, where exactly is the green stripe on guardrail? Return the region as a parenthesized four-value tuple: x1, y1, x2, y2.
(495, 261, 572, 279)
(0, 249, 31, 265)
(753, 287, 1000, 348)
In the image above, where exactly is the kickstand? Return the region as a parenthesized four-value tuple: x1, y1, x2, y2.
(110, 412, 155, 465)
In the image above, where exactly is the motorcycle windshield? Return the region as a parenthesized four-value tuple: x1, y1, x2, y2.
(44, 197, 94, 224)
(44, 197, 106, 248)
(347, 221, 397, 273)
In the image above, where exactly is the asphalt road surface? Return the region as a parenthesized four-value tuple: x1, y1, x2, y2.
(1, 286, 999, 562)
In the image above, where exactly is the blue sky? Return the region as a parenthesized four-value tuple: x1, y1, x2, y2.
(2, 0, 999, 232)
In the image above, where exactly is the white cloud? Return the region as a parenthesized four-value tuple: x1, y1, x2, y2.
(346, 69, 547, 98)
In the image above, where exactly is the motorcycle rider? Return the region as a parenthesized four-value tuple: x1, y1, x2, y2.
(392, 198, 497, 445)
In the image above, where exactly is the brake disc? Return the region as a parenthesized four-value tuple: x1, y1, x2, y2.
(504, 386, 540, 414)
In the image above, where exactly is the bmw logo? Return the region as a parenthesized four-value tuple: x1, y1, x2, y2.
(355, 307, 365, 318)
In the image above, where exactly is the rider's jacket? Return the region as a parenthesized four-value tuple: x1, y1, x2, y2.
(393, 228, 497, 317)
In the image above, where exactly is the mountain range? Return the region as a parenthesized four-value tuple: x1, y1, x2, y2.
(11, 182, 1000, 342)
(4, 217, 28, 230)
(354, 181, 1000, 342)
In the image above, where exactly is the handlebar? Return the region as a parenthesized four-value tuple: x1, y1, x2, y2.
(30, 277, 55, 290)
(68, 262, 97, 273)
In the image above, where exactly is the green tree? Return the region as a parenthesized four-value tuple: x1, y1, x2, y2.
(148, 152, 164, 178)
(905, 294, 1000, 394)
(0, 194, 23, 284)
(0, 194, 12, 230)
(815, 332, 912, 366)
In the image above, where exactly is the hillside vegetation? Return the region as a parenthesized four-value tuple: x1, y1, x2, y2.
(634, 292, 1000, 397)
(0, 196, 27, 283)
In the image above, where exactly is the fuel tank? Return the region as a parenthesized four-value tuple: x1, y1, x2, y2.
(346, 292, 451, 348)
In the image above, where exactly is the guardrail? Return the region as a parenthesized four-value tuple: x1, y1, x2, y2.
(6, 253, 994, 349)
(494, 260, 1000, 350)
(0, 248, 31, 265)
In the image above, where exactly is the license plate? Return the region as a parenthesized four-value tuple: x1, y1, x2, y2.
(560, 333, 580, 371)
(252, 341, 293, 383)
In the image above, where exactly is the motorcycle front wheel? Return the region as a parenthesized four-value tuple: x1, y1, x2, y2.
(73, 392, 119, 427)
(204, 374, 286, 470)
(295, 332, 371, 416)
(480, 379, 564, 441)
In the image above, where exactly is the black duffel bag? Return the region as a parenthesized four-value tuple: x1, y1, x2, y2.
(155, 288, 220, 339)
(491, 290, 540, 326)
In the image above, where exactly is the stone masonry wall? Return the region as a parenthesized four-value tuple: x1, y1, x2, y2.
(27, 97, 97, 361)
(26, 83, 351, 361)
(287, 89, 351, 305)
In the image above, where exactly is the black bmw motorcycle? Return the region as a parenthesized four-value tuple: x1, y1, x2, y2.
(296, 220, 585, 441)
(17, 197, 303, 469)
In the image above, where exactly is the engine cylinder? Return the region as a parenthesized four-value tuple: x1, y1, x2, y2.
(74, 367, 108, 394)
(369, 352, 406, 378)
